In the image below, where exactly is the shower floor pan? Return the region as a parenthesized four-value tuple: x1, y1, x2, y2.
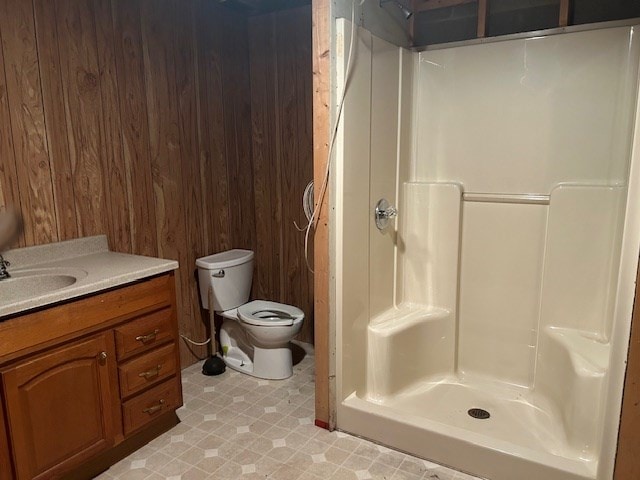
(339, 375, 597, 480)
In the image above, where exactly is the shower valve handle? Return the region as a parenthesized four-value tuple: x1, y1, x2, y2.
(375, 199, 398, 230)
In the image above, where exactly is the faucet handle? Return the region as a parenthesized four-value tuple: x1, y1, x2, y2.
(375, 198, 398, 230)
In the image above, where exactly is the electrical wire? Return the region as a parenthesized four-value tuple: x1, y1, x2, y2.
(299, 0, 363, 273)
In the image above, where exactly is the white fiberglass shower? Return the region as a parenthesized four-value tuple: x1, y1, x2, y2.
(333, 18, 640, 480)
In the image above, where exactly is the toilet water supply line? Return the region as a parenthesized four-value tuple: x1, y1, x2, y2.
(296, 0, 363, 273)
(181, 1, 362, 347)
(179, 287, 216, 352)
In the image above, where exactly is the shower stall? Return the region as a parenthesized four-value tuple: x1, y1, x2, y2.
(333, 18, 640, 480)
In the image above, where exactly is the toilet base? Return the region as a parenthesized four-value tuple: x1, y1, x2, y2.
(219, 320, 294, 380)
(223, 345, 293, 380)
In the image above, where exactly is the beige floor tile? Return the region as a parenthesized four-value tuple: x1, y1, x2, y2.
(103, 356, 480, 480)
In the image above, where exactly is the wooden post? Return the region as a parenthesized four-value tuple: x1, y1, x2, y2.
(477, 0, 487, 38)
(312, 0, 331, 430)
(559, 0, 570, 27)
(615, 258, 640, 478)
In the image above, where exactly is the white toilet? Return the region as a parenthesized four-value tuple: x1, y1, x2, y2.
(196, 249, 305, 380)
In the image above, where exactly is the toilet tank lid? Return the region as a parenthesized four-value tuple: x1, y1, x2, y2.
(196, 249, 254, 269)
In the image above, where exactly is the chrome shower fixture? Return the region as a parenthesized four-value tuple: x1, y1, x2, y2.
(380, 0, 413, 19)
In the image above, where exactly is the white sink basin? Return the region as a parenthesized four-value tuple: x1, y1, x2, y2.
(0, 268, 88, 304)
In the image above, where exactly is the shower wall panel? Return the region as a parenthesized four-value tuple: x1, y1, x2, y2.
(336, 22, 373, 399)
(414, 27, 638, 194)
(458, 202, 547, 387)
(369, 36, 400, 319)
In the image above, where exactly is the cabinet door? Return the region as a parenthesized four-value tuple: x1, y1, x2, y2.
(0, 394, 12, 480)
(2, 333, 118, 480)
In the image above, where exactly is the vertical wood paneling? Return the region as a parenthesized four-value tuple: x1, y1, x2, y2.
(0, 0, 57, 245)
(33, 0, 78, 241)
(195, 0, 232, 255)
(249, 15, 282, 306)
(92, 0, 131, 254)
(248, 6, 314, 344)
(111, 0, 158, 257)
(0, 0, 313, 365)
(174, 0, 209, 359)
(55, 0, 108, 238)
(139, 0, 197, 362)
(219, 8, 257, 251)
(0, 26, 20, 235)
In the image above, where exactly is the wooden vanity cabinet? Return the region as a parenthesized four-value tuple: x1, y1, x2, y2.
(2, 334, 119, 480)
(0, 272, 183, 480)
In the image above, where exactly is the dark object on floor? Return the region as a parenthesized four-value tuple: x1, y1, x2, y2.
(202, 355, 226, 375)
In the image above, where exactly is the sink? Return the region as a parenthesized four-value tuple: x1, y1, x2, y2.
(0, 268, 88, 304)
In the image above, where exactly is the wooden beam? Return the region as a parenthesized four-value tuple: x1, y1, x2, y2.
(477, 0, 487, 37)
(559, 0, 570, 27)
(416, 0, 475, 13)
(615, 257, 640, 479)
(312, 0, 331, 429)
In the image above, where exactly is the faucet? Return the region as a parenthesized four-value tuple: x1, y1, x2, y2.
(0, 254, 10, 280)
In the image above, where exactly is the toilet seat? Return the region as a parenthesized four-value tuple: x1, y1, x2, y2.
(237, 300, 304, 327)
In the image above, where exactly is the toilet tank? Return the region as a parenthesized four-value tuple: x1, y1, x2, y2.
(196, 249, 254, 311)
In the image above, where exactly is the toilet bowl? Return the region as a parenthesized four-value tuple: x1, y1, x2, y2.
(196, 250, 305, 380)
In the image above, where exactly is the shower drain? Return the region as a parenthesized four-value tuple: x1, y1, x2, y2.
(467, 408, 490, 420)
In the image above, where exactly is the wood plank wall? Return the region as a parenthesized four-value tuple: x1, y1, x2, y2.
(0, 0, 314, 366)
(248, 5, 315, 344)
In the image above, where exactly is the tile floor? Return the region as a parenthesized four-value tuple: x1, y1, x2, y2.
(97, 355, 481, 480)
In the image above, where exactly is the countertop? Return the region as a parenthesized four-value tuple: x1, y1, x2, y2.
(0, 235, 178, 318)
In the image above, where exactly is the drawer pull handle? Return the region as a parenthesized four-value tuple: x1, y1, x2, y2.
(142, 399, 165, 415)
(138, 364, 163, 379)
(135, 329, 159, 343)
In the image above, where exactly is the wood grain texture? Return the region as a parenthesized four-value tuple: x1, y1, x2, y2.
(0, 387, 12, 480)
(33, 0, 78, 242)
(0, 25, 20, 242)
(614, 259, 640, 479)
(2, 333, 118, 480)
(110, 0, 158, 258)
(248, 6, 315, 344)
(92, 0, 131, 254)
(0, 0, 313, 365)
(0, 0, 57, 245)
(312, 0, 331, 426)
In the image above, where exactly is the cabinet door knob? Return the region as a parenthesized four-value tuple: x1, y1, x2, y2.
(98, 351, 108, 362)
(135, 329, 159, 343)
(138, 364, 163, 379)
(142, 399, 165, 415)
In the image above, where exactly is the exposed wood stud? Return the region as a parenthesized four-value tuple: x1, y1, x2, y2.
(559, 0, 571, 27)
(477, 0, 487, 37)
(312, 0, 331, 428)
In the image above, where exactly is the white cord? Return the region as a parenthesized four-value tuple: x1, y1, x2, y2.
(180, 334, 211, 346)
(300, 0, 362, 273)
(178, 286, 218, 350)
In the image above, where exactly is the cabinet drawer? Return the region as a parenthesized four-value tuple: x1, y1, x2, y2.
(118, 343, 177, 398)
(122, 378, 181, 436)
(114, 308, 174, 360)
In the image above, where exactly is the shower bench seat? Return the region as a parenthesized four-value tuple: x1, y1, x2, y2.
(536, 326, 610, 456)
(367, 304, 454, 398)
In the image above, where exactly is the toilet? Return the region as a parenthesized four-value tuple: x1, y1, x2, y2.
(196, 249, 304, 380)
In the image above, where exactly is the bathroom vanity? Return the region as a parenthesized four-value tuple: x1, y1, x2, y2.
(0, 236, 181, 479)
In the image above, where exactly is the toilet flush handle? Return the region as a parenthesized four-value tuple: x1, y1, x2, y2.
(212, 269, 225, 278)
